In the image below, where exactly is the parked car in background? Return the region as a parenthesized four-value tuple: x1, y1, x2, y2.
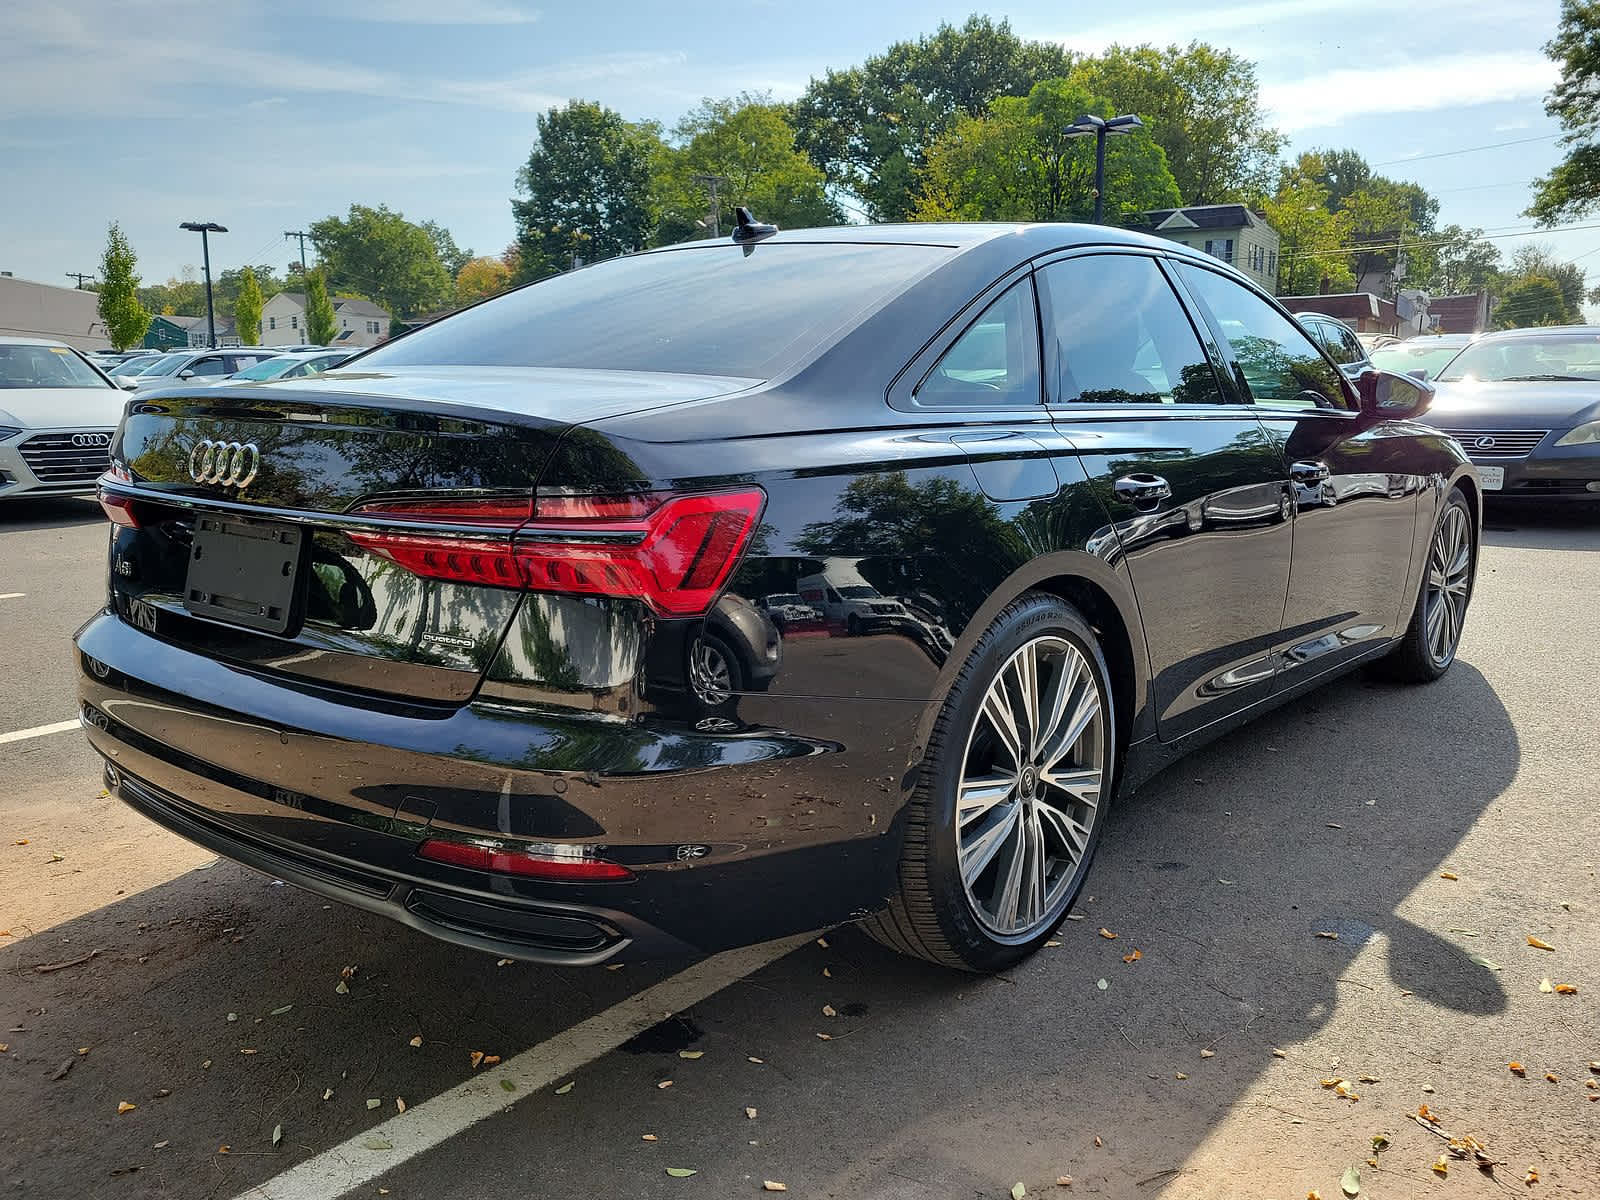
(760, 592, 821, 628)
(108, 354, 175, 379)
(127, 346, 279, 389)
(1294, 312, 1374, 379)
(1371, 334, 1475, 381)
(1421, 326, 1600, 500)
(0, 337, 126, 499)
(81, 221, 1475, 974)
(797, 559, 913, 636)
(211, 350, 354, 385)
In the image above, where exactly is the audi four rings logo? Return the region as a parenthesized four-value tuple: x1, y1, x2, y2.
(71, 432, 112, 449)
(189, 439, 261, 487)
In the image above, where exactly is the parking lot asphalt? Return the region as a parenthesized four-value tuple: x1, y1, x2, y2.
(2, 496, 1597, 1199)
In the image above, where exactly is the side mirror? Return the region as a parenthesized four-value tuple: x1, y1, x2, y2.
(117, 377, 138, 390)
(1357, 367, 1434, 421)
(177, 369, 195, 380)
(1406, 368, 1428, 382)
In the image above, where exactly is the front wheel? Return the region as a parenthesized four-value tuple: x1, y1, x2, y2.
(1381, 486, 1475, 683)
(863, 592, 1116, 972)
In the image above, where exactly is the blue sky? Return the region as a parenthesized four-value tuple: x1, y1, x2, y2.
(2, 0, 1594, 313)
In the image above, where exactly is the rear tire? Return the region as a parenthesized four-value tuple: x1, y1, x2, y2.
(863, 592, 1116, 972)
(1381, 487, 1475, 684)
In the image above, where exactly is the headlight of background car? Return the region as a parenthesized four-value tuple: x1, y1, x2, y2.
(0, 426, 22, 441)
(1554, 421, 1600, 447)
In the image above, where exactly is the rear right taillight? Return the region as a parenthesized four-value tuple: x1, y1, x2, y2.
(346, 488, 764, 617)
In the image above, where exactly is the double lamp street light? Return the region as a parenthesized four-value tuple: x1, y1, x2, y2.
(179, 220, 227, 349)
(1063, 113, 1144, 224)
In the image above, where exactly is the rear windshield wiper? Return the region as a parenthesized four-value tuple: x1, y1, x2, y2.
(1499, 374, 1598, 382)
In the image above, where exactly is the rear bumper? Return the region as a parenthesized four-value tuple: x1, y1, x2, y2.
(74, 610, 921, 963)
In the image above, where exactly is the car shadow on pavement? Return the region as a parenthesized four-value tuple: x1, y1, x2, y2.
(0, 662, 1519, 1199)
(0, 495, 105, 531)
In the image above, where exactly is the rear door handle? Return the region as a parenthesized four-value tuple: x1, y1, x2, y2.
(1114, 473, 1171, 508)
(1290, 460, 1331, 484)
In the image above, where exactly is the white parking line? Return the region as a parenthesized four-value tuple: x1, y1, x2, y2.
(234, 932, 814, 1200)
(0, 718, 80, 746)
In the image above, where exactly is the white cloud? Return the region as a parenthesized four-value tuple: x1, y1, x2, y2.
(341, 0, 540, 22)
(1053, 0, 1392, 54)
(1494, 118, 1533, 132)
(1262, 52, 1558, 132)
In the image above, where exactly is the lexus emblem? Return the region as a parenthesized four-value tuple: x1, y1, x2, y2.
(1473, 436, 1497, 450)
(71, 432, 112, 449)
(188, 439, 260, 487)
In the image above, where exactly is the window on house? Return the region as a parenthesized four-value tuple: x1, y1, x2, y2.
(291, 316, 298, 329)
(1204, 239, 1235, 264)
(1268, 251, 1278, 277)
(269, 316, 276, 330)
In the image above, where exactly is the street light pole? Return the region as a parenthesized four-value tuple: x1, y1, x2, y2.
(179, 221, 228, 347)
(1063, 114, 1144, 224)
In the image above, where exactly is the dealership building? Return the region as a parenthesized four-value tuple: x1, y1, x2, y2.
(0, 272, 111, 351)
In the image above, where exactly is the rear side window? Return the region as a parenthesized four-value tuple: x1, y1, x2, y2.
(360, 243, 950, 380)
(188, 356, 228, 377)
(914, 278, 1041, 408)
(1178, 265, 1350, 411)
(1039, 255, 1228, 405)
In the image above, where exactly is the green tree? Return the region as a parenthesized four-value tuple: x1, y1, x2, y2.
(97, 222, 151, 351)
(454, 255, 512, 305)
(1259, 168, 1354, 295)
(655, 93, 842, 244)
(1494, 276, 1572, 327)
(138, 272, 205, 317)
(792, 16, 1073, 222)
(511, 100, 661, 282)
(1528, 0, 1600, 224)
(1069, 43, 1283, 204)
(303, 269, 339, 345)
(420, 220, 472, 279)
(1508, 242, 1590, 318)
(233, 267, 264, 346)
(913, 78, 1180, 224)
(1414, 225, 1501, 295)
(310, 204, 452, 319)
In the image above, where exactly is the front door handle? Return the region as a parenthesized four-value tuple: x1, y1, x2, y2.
(1114, 473, 1172, 508)
(1290, 460, 1331, 484)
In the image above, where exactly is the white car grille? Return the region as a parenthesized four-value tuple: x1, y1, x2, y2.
(19, 432, 112, 484)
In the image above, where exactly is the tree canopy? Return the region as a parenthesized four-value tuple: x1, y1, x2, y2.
(233, 267, 264, 346)
(310, 204, 453, 319)
(303, 269, 339, 345)
(1494, 276, 1572, 327)
(454, 256, 513, 306)
(1527, 0, 1600, 224)
(511, 100, 660, 282)
(98, 222, 151, 351)
(912, 79, 1180, 223)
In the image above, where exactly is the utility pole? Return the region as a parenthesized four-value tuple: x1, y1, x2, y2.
(284, 230, 312, 274)
(692, 174, 727, 238)
(65, 272, 96, 289)
(179, 221, 227, 347)
(1063, 114, 1144, 224)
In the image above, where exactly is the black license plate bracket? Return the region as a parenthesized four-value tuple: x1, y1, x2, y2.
(184, 515, 304, 635)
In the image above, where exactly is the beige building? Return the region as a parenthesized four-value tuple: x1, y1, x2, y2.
(0, 273, 110, 350)
(1128, 204, 1282, 293)
(259, 292, 392, 347)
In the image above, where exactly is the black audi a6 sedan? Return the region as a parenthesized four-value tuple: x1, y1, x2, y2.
(1418, 326, 1600, 500)
(77, 221, 1479, 972)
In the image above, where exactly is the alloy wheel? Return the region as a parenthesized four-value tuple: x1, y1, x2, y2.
(689, 638, 734, 706)
(955, 635, 1105, 938)
(1423, 503, 1472, 667)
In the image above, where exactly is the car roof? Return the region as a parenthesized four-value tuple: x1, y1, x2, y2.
(1469, 324, 1600, 341)
(0, 335, 78, 349)
(643, 221, 1202, 257)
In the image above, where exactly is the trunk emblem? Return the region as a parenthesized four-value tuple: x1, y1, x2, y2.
(189, 439, 260, 488)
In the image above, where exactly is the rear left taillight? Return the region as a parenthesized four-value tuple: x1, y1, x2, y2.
(416, 836, 632, 881)
(348, 488, 764, 617)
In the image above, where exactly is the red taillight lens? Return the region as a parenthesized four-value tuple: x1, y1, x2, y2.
(346, 489, 764, 617)
(416, 837, 632, 881)
(99, 489, 140, 528)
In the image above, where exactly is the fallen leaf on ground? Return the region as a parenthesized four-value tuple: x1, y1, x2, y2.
(1335, 1083, 1360, 1101)
(154, 1140, 168, 1149)
(217, 1145, 230, 1155)
(1440, 870, 1459, 881)
(747, 1056, 764, 1064)
(501, 1080, 516, 1092)
(201, 1060, 211, 1070)
(1199, 1049, 1215, 1059)
(1011, 1183, 1027, 1200)
(48, 852, 64, 862)
(1098, 928, 1118, 939)
(322, 1088, 333, 1101)
(272, 1124, 283, 1147)
(1371, 1135, 1390, 1152)
(1418, 1105, 1440, 1125)
(363, 1138, 392, 1151)
(1272, 1048, 1287, 1058)
(823, 966, 832, 975)
(1357, 1075, 1379, 1083)
(1540, 978, 1554, 993)
(1122, 949, 1142, 964)
(483, 1055, 501, 1066)
(340, 965, 357, 979)
(1326, 823, 1344, 830)
(496, 958, 512, 967)
(408, 1035, 423, 1047)
(1341, 1164, 1361, 1196)
(1315, 931, 1339, 940)
(1527, 936, 1555, 951)
(366, 1098, 382, 1110)
(335, 981, 349, 995)
(555, 1082, 573, 1095)
(1065, 914, 1086, 921)
(469, 1051, 485, 1070)
(763, 1183, 788, 1192)
(816, 1032, 833, 1040)
(270, 1004, 293, 1016)
(816, 937, 828, 948)
(227, 1013, 238, 1023)
(1309, 1192, 1322, 1200)
(1468, 954, 1502, 970)
(1545, 1073, 1558, 1083)
(1554, 983, 1578, 995)
(745, 1107, 757, 1119)
(642, 1133, 658, 1141)
(1044, 940, 1061, 948)
(1056, 1177, 1072, 1188)
(1320, 1078, 1342, 1088)
(1509, 1062, 1527, 1077)
(1094, 1136, 1103, 1147)
(1096, 979, 1108, 991)
(1175, 1072, 1188, 1080)
(396, 1097, 406, 1112)
(117, 1101, 136, 1114)
(821, 1005, 837, 1018)
(1431, 1156, 1449, 1178)
(1524, 1167, 1539, 1185)
(240, 1049, 257, 1056)
(657, 1080, 674, 1089)
(665, 1168, 697, 1178)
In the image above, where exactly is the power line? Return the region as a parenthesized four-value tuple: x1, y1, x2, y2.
(64, 272, 95, 288)
(1280, 219, 1600, 262)
(284, 230, 313, 273)
(1370, 133, 1560, 169)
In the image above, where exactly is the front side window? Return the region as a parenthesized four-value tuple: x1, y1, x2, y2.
(914, 278, 1040, 408)
(1039, 255, 1228, 406)
(1177, 264, 1350, 411)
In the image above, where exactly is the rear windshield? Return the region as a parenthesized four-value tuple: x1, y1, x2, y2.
(360, 243, 950, 380)
(0, 343, 111, 389)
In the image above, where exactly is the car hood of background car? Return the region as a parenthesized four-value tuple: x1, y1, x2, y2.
(0, 386, 128, 429)
(238, 365, 765, 424)
(1421, 380, 1600, 430)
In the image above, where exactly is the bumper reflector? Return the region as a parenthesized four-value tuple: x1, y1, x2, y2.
(416, 837, 632, 881)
